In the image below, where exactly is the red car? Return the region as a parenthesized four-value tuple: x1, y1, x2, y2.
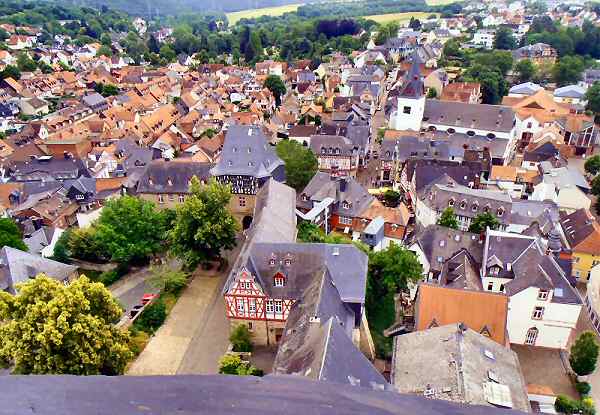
(141, 293, 157, 305)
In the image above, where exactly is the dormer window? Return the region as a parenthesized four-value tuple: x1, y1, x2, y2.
(471, 203, 478, 212)
(284, 257, 292, 266)
(269, 257, 276, 266)
(321, 147, 326, 154)
(497, 207, 504, 217)
(228, 160, 233, 166)
(167, 177, 173, 186)
(232, 147, 237, 152)
(247, 147, 252, 153)
(489, 266, 499, 276)
(448, 198, 455, 207)
(483, 205, 490, 213)
(248, 161, 254, 167)
(274, 275, 285, 287)
(342, 201, 351, 209)
(538, 289, 549, 300)
(460, 200, 467, 209)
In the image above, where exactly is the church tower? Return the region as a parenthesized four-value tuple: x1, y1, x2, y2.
(390, 51, 425, 131)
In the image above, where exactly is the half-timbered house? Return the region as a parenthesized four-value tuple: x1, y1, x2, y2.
(210, 125, 285, 229)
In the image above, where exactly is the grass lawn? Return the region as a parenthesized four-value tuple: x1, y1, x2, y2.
(364, 11, 437, 24)
(226, 4, 303, 25)
(366, 292, 396, 359)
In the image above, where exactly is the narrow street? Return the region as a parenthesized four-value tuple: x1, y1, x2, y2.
(127, 240, 243, 375)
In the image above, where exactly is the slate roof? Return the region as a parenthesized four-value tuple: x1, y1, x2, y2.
(211, 125, 284, 178)
(392, 324, 530, 412)
(560, 209, 600, 255)
(0, 374, 529, 415)
(423, 100, 515, 133)
(82, 92, 107, 107)
(482, 230, 580, 304)
(23, 226, 59, 254)
(0, 246, 77, 293)
(247, 243, 368, 303)
(248, 179, 297, 244)
(310, 135, 355, 157)
(136, 159, 213, 194)
(9, 157, 90, 182)
(423, 184, 513, 226)
(272, 262, 386, 389)
(415, 225, 484, 275)
(406, 159, 481, 192)
(398, 52, 424, 99)
(298, 172, 374, 218)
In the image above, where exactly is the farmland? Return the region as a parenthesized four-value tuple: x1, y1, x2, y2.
(226, 3, 303, 25)
(364, 11, 437, 24)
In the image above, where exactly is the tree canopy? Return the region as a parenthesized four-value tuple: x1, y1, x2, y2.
(468, 212, 500, 234)
(218, 353, 262, 376)
(493, 27, 517, 50)
(93, 195, 167, 263)
(437, 207, 459, 229)
(552, 55, 584, 87)
(585, 155, 600, 176)
(275, 140, 318, 191)
(585, 82, 600, 116)
(514, 59, 537, 84)
(368, 243, 423, 296)
(0, 275, 132, 375)
(169, 177, 238, 268)
(570, 331, 600, 376)
(0, 218, 28, 252)
(263, 75, 286, 106)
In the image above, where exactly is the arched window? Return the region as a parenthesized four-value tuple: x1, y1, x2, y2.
(497, 207, 505, 217)
(467, 130, 475, 136)
(525, 327, 538, 345)
(447, 128, 455, 134)
(460, 200, 467, 209)
(472, 202, 479, 212)
(483, 205, 490, 213)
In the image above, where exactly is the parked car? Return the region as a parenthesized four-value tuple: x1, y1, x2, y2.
(141, 293, 157, 305)
(130, 305, 143, 318)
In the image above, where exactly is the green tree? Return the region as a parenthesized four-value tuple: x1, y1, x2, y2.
(51, 229, 71, 263)
(275, 140, 318, 191)
(383, 190, 401, 207)
(369, 243, 423, 295)
(468, 212, 500, 234)
(263, 75, 286, 106)
(514, 59, 537, 84)
(68, 227, 106, 262)
(169, 177, 238, 269)
(585, 82, 600, 116)
(218, 354, 262, 376)
(148, 265, 188, 294)
(134, 299, 166, 333)
(570, 331, 600, 376)
(494, 27, 517, 50)
(96, 45, 112, 57)
(437, 207, 459, 229)
(16, 53, 36, 72)
(374, 22, 399, 45)
(592, 175, 600, 196)
(159, 44, 176, 62)
(97, 83, 119, 97)
(94, 196, 167, 264)
(230, 324, 253, 352)
(0, 275, 132, 375)
(553, 55, 584, 87)
(0, 65, 20, 80)
(585, 155, 600, 176)
(0, 218, 28, 251)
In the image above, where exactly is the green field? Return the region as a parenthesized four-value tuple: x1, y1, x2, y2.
(226, 4, 303, 25)
(364, 11, 437, 24)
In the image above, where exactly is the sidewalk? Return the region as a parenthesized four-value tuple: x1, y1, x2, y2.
(127, 271, 224, 375)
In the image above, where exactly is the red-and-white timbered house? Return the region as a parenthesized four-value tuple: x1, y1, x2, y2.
(223, 243, 368, 347)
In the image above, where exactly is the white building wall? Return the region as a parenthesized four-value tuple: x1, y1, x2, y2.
(507, 287, 581, 349)
(390, 96, 425, 131)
